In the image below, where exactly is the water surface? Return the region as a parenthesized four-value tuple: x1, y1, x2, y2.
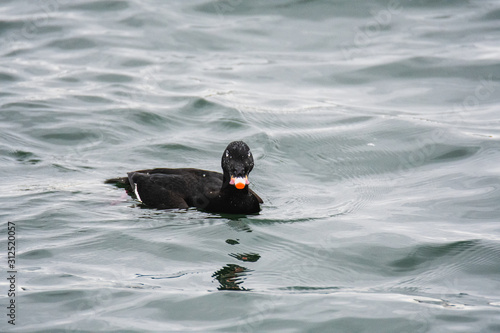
(1, 0, 500, 332)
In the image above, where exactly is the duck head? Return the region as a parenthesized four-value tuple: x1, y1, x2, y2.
(221, 141, 254, 190)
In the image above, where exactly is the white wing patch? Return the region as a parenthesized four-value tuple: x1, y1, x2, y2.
(133, 183, 142, 202)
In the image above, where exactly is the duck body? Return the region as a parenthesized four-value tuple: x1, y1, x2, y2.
(106, 141, 262, 214)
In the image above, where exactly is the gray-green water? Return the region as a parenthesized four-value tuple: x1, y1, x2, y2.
(2, 0, 500, 332)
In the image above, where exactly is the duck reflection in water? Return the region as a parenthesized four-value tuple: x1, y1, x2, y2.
(213, 264, 249, 291)
(213, 251, 261, 291)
